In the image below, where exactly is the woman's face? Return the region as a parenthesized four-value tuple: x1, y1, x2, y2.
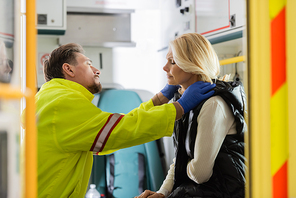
(0, 44, 12, 82)
(163, 49, 198, 89)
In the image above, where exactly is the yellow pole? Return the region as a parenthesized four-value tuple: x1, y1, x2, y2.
(0, 84, 25, 99)
(248, 0, 272, 197)
(25, 0, 37, 197)
(219, 56, 245, 66)
(287, 0, 296, 196)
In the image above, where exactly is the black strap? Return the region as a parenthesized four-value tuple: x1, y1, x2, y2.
(107, 154, 115, 197)
(138, 153, 145, 194)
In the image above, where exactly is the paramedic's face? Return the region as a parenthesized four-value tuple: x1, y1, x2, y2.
(74, 53, 102, 94)
(163, 50, 196, 89)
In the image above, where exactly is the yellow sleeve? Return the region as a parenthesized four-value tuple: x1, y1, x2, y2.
(99, 99, 176, 155)
(38, 87, 175, 155)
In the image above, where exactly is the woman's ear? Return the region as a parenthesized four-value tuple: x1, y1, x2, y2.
(62, 63, 75, 78)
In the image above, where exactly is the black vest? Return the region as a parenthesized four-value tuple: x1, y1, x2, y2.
(169, 80, 246, 198)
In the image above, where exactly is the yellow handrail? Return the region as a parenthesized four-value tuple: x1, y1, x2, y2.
(25, 0, 37, 197)
(219, 55, 245, 66)
(0, 83, 31, 99)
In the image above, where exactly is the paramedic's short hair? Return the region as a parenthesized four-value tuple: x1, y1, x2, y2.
(43, 43, 84, 82)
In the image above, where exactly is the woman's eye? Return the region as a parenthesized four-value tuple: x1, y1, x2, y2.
(171, 61, 176, 65)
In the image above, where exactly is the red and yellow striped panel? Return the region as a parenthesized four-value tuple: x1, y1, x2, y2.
(269, 0, 288, 197)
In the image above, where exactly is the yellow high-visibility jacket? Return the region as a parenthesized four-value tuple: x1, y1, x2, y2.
(35, 78, 176, 198)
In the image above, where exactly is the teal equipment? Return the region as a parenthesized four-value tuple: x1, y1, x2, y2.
(90, 89, 165, 198)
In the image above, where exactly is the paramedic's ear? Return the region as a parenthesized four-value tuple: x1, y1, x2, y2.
(62, 63, 75, 78)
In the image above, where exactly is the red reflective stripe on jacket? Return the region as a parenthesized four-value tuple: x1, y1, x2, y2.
(90, 113, 124, 152)
(98, 114, 124, 152)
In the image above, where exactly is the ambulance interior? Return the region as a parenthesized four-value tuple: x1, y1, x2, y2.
(37, 0, 246, 197)
(0, 0, 248, 197)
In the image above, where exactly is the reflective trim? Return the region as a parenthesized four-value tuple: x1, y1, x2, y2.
(91, 113, 124, 152)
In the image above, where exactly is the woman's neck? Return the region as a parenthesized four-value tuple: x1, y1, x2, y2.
(180, 74, 202, 93)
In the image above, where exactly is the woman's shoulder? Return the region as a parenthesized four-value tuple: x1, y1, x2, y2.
(201, 95, 231, 114)
(200, 95, 233, 119)
(203, 95, 227, 108)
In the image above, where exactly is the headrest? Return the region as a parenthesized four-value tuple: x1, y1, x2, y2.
(97, 89, 143, 114)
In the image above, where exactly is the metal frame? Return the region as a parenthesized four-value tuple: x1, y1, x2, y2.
(25, 0, 37, 197)
(247, 0, 272, 197)
(0, 1, 37, 197)
(287, 0, 296, 196)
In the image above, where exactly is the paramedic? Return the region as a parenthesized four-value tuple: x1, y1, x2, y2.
(34, 43, 216, 198)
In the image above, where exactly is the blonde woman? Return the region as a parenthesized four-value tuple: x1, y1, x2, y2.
(137, 33, 246, 198)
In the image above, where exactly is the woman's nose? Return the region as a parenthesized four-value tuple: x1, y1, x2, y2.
(5, 64, 12, 73)
(163, 62, 169, 72)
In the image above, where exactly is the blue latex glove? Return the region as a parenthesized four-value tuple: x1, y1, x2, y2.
(160, 84, 181, 100)
(177, 81, 216, 113)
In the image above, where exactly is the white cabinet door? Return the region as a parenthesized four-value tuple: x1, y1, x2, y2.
(195, 0, 230, 35)
(37, 0, 66, 30)
(195, 0, 245, 37)
(158, 0, 195, 50)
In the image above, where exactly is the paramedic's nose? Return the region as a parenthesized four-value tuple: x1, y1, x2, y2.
(91, 66, 101, 75)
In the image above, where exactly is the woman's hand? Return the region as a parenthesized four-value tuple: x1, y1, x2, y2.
(135, 190, 165, 198)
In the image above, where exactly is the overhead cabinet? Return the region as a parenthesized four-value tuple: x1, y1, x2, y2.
(59, 8, 135, 47)
(36, 0, 66, 35)
(195, 0, 246, 44)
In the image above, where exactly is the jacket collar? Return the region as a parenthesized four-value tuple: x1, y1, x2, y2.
(40, 78, 95, 101)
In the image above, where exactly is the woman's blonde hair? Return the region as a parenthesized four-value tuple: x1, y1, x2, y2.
(169, 33, 224, 83)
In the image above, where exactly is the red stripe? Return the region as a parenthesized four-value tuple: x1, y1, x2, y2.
(271, 7, 286, 96)
(98, 115, 124, 152)
(199, 0, 230, 35)
(273, 161, 288, 198)
(0, 32, 14, 37)
(200, 25, 231, 35)
(90, 114, 114, 151)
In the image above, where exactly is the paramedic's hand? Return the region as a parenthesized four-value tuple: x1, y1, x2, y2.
(160, 84, 180, 100)
(135, 190, 165, 198)
(177, 81, 216, 114)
